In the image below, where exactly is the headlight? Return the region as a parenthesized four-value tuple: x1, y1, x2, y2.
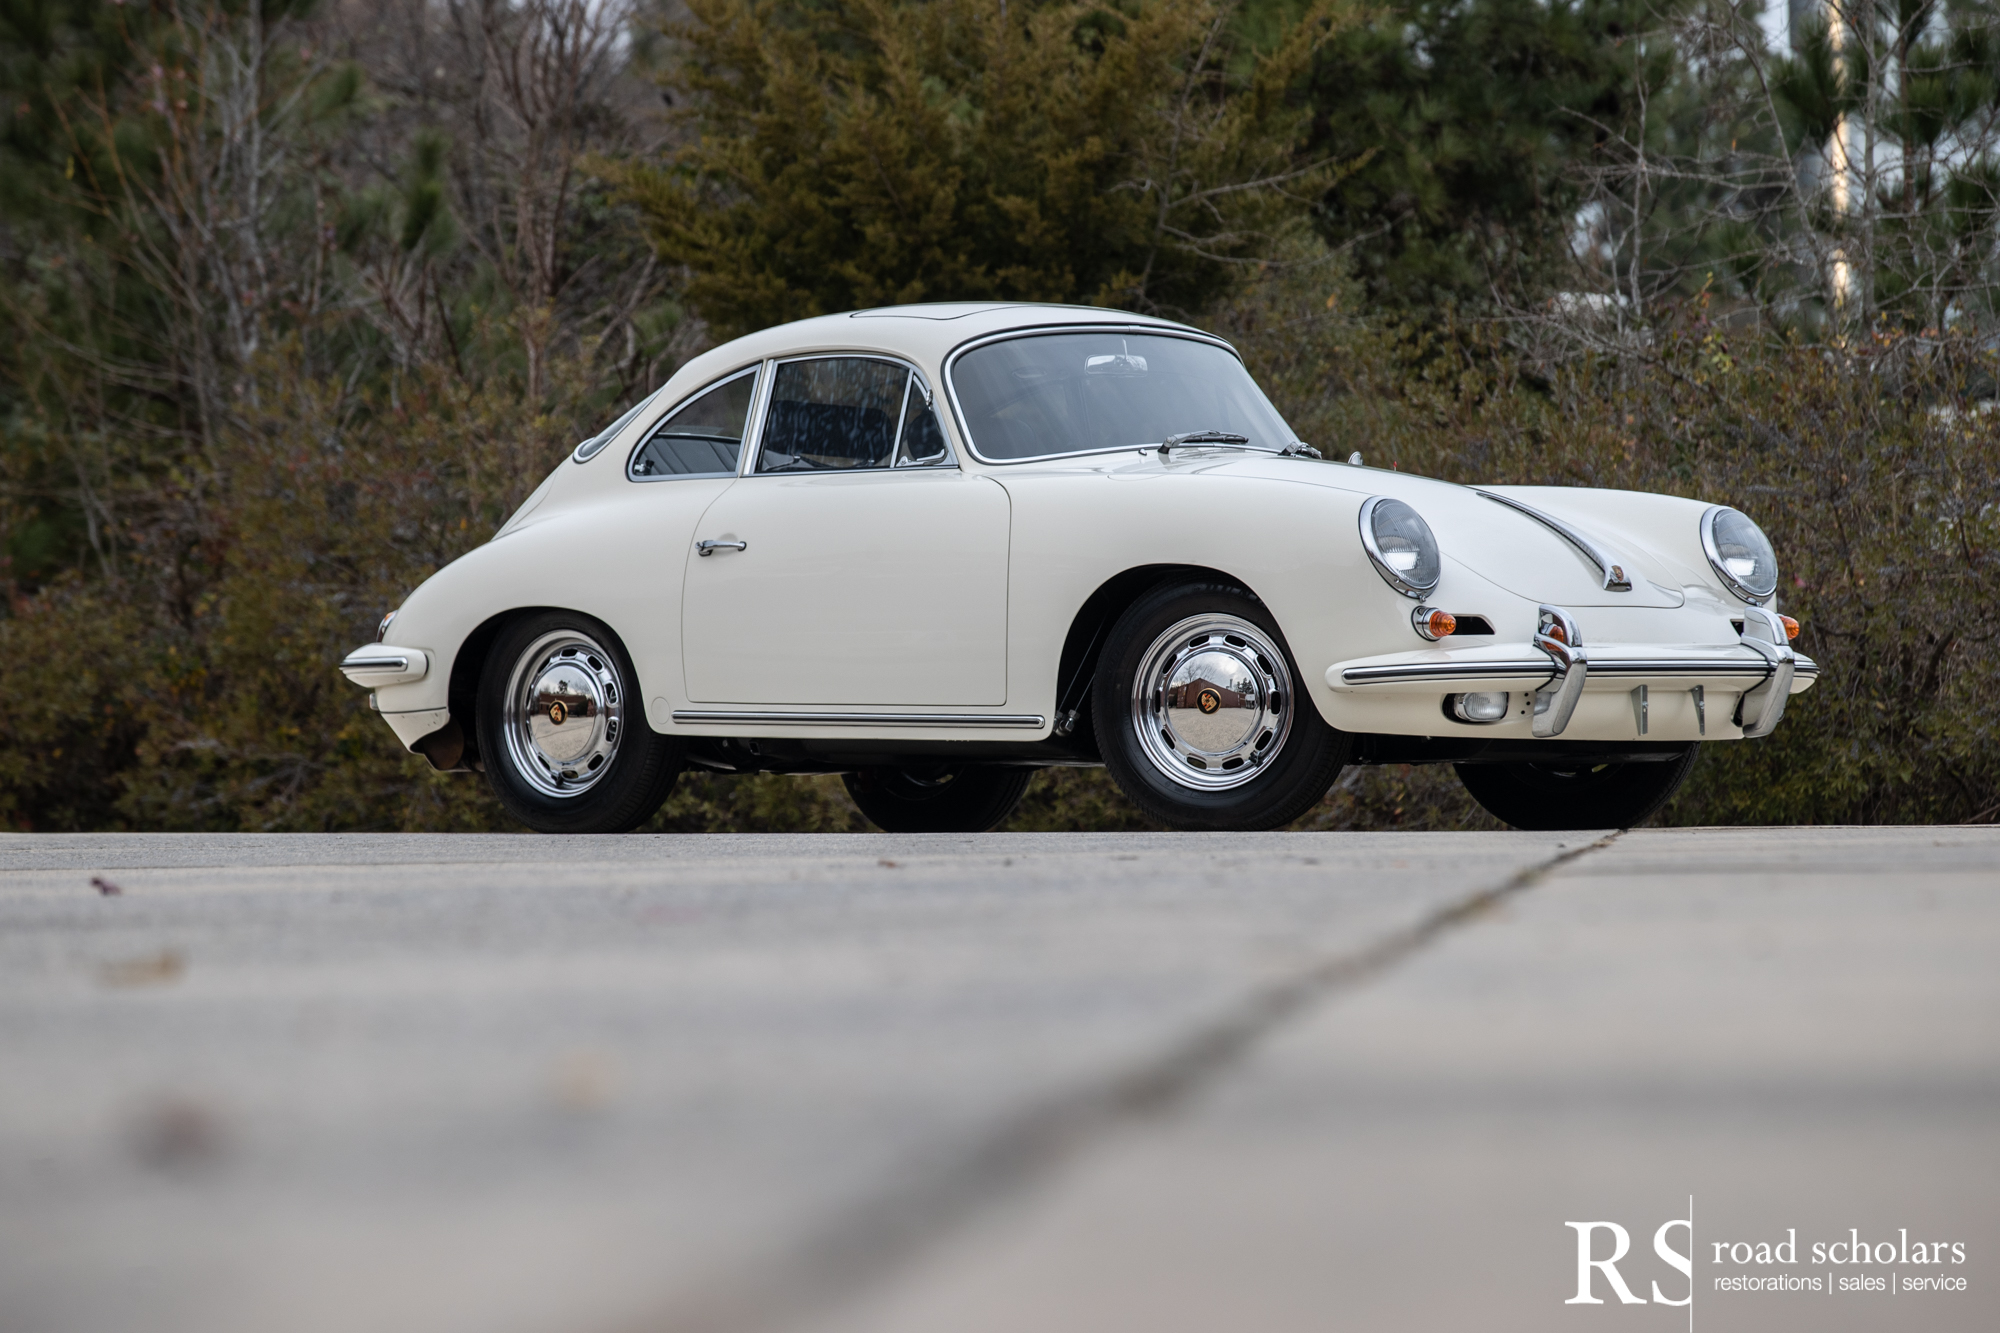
(1700, 507, 1778, 603)
(1358, 496, 1441, 598)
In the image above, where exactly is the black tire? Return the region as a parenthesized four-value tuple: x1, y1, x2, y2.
(843, 765, 1033, 833)
(476, 611, 682, 833)
(1454, 745, 1700, 831)
(1091, 579, 1349, 831)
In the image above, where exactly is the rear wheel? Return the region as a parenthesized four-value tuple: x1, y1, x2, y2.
(843, 765, 1033, 833)
(1092, 580, 1348, 830)
(477, 611, 682, 833)
(1454, 745, 1700, 830)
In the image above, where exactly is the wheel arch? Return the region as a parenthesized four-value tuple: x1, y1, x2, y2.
(1053, 563, 1264, 753)
(431, 605, 651, 771)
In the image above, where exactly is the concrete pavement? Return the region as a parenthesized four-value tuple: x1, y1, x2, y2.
(1, 828, 1994, 1333)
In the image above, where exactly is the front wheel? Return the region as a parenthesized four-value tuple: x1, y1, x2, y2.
(1454, 745, 1700, 830)
(843, 766, 1033, 833)
(1092, 580, 1349, 830)
(477, 611, 682, 833)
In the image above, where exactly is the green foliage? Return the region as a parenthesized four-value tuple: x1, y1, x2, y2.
(616, 0, 1344, 334)
(1293, 0, 1663, 311)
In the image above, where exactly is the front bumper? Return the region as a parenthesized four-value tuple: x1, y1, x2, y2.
(1326, 604, 1816, 743)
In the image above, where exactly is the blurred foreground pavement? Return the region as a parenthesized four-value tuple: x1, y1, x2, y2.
(0, 828, 1994, 1333)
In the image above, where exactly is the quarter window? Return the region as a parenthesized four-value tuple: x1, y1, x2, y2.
(894, 374, 952, 467)
(629, 368, 758, 479)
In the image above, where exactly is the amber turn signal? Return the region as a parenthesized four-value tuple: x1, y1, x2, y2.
(1779, 614, 1800, 641)
(1412, 606, 1457, 641)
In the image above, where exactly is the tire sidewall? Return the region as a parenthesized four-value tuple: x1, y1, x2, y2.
(477, 610, 679, 833)
(1093, 580, 1347, 830)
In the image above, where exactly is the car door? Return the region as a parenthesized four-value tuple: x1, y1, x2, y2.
(681, 354, 1010, 707)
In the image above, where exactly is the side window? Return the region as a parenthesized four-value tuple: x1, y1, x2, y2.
(893, 375, 953, 467)
(630, 368, 758, 479)
(757, 358, 908, 472)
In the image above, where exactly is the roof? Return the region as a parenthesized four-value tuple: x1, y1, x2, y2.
(657, 303, 1205, 404)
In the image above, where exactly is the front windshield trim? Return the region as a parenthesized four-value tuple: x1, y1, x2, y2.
(942, 325, 1264, 466)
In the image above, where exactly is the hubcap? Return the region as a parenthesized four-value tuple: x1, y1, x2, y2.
(1130, 614, 1292, 791)
(502, 630, 625, 798)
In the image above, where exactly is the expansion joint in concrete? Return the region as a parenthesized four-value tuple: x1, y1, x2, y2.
(648, 830, 1624, 1333)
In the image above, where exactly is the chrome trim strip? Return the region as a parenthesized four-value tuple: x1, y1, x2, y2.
(1342, 660, 1558, 684)
(1475, 490, 1635, 592)
(1338, 654, 1819, 686)
(671, 710, 1047, 729)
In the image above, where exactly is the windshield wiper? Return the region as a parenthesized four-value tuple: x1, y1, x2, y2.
(1156, 431, 1324, 460)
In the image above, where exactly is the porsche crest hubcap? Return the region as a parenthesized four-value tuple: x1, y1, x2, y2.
(502, 630, 624, 798)
(1130, 614, 1291, 791)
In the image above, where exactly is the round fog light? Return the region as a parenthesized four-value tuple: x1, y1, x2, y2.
(1451, 691, 1510, 723)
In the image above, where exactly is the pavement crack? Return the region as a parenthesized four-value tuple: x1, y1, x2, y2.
(639, 831, 1624, 1333)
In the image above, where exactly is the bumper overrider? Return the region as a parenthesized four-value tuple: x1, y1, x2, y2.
(1326, 604, 1816, 741)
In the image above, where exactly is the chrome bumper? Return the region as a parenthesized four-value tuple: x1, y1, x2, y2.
(1327, 604, 1816, 739)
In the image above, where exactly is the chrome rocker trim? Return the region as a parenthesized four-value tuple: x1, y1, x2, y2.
(672, 710, 1046, 729)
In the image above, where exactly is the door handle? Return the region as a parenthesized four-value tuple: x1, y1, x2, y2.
(696, 539, 748, 557)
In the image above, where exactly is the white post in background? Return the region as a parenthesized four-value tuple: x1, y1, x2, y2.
(1792, 0, 1858, 309)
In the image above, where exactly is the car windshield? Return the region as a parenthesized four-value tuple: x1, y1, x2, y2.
(949, 331, 1295, 461)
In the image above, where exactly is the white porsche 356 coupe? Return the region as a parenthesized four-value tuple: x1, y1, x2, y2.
(339, 303, 1816, 834)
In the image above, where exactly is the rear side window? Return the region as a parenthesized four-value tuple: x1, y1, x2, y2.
(630, 368, 758, 479)
(757, 357, 909, 472)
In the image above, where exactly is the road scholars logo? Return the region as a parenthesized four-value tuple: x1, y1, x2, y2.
(1565, 1209, 1971, 1313)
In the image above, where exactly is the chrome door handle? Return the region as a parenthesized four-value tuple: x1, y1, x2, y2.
(696, 539, 747, 557)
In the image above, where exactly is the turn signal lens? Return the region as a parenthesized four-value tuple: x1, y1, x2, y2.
(1542, 620, 1568, 645)
(1779, 614, 1800, 641)
(1412, 606, 1457, 640)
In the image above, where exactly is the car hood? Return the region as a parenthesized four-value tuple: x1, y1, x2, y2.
(1134, 452, 1696, 608)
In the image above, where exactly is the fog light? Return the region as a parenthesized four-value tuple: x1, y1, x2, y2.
(1450, 691, 1510, 723)
(1412, 605, 1457, 640)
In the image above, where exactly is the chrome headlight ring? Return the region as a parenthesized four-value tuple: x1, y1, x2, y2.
(1357, 495, 1442, 599)
(1700, 506, 1779, 605)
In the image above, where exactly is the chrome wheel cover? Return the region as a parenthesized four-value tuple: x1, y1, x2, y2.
(501, 630, 625, 799)
(1129, 614, 1292, 791)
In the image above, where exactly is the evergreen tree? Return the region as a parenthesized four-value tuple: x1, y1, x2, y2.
(1289, 0, 1663, 312)
(615, 0, 1348, 335)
